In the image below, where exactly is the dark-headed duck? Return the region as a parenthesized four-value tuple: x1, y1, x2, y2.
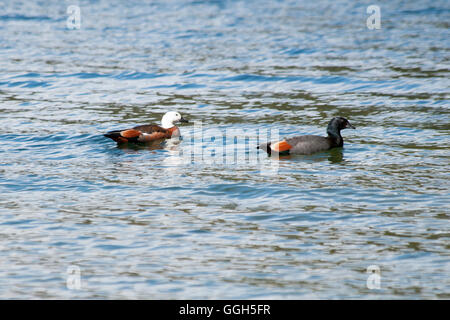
(258, 117, 355, 155)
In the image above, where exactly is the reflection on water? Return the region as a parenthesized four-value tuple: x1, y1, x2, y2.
(0, 0, 449, 299)
(267, 148, 344, 164)
(328, 148, 344, 164)
(116, 139, 168, 152)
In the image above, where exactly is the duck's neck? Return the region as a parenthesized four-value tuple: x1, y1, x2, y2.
(161, 119, 175, 129)
(327, 124, 343, 147)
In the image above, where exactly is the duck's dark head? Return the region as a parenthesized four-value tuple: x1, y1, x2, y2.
(327, 117, 355, 136)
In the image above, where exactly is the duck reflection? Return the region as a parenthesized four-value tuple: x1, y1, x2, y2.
(116, 139, 166, 153)
(327, 148, 344, 164)
(116, 137, 182, 154)
(265, 147, 344, 164)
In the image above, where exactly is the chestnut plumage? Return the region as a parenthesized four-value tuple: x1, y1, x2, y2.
(104, 111, 189, 144)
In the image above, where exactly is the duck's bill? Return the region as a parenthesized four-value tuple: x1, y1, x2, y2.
(345, 122, 355, 129)
(179, 117, 189, 123)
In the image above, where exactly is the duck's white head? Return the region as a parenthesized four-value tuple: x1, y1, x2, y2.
(161, 111, 189, 129)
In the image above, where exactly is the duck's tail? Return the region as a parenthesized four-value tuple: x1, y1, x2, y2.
(257, 142, 272, 156)
(104, 130, 140, 144)
(257, 141, 292, 156)
(104, 131, 124, 143)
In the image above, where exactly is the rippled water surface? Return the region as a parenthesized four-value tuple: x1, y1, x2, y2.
(0, 0, 449, 299)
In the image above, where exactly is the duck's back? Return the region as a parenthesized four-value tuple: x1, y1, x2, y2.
(133, 124, 167, 134)
(285, 135, 333, 155)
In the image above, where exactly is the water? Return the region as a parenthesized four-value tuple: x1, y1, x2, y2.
(0, 0, 449, 299)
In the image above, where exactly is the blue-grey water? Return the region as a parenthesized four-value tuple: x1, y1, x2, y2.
(0, 0, 449, 299)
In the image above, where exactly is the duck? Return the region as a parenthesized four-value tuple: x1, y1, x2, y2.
(104, 111, 189, 144)
(258, 117, 355, 155)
